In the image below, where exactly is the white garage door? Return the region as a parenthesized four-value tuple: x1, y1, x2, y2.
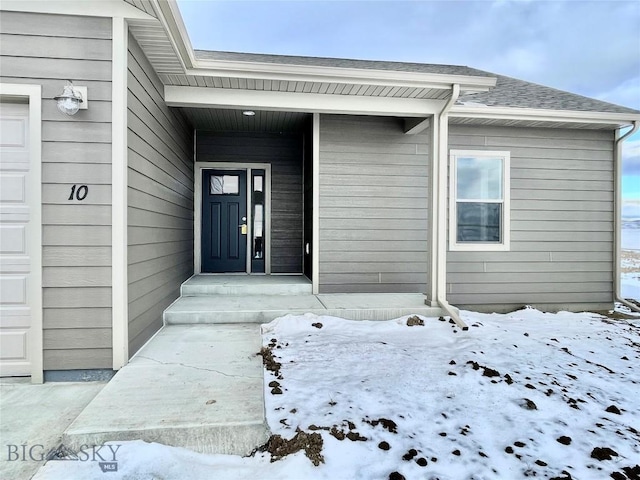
(0, 102, 33, 376)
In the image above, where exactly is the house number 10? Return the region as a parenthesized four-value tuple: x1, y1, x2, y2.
(68, 184, 89, 201)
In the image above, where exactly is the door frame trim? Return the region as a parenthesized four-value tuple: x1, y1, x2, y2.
(194, 162, 272, 274)
(0, 83, 43, 383)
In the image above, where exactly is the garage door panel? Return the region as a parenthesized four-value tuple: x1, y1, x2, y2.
(0, 276, 27, 305)
(0, 174, 26, 202)
(1, 102, 33, 377)
(0, 225, 26, 254)
(0, 330, 29, 359)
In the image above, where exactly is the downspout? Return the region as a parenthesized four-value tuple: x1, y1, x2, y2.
(614, 120, 640, 312)
(434, 84, 469, 330)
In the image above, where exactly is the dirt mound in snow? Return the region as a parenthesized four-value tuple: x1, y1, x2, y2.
(258, 346, 281, 377)
(257, 430, 324, 466)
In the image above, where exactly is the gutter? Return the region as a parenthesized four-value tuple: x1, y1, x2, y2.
(432, 84, 469, 330)
(614, 121, 640, 312)
(450, 105, 640, 127)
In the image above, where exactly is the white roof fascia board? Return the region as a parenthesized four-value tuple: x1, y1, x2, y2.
(152, 1, 496, 93)
(0, 0, 155, 19)
(186, 64, 497, 93)
(164, 85, 447, 116)
(150, 0, 196, 70)
(451, 105, 640, 126)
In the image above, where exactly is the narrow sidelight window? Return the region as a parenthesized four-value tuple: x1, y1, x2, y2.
(449, 150, 510, 251)
(251, 170, 266, 273)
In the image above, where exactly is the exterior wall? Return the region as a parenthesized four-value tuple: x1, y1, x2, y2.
(318, 115, 430, 293)
(447, 125, 614, 312)
(1, 11, 113, 370)
(127, 34, 194, 356)
(196, 131, 304, 273)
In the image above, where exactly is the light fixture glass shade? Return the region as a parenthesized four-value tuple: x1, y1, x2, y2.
(54, 81, 83, 116)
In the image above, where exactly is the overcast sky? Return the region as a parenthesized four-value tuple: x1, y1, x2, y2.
(176, 0, 640, 205)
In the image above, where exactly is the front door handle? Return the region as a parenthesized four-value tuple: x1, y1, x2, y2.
(240, 224, 247, 235)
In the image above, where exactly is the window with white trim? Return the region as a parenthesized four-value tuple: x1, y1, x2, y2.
(449, 150, 510, 251)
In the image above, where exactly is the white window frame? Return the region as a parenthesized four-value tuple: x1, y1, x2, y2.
(449, 150, 511, 252)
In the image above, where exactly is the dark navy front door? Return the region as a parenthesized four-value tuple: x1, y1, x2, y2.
(202, 170, 247, 272)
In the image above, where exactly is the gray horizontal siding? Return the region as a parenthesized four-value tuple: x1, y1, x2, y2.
(319, 115, 429, 293)
(196, 131, 304, 273)
(127, 33, 194, 357)
(0, 11, 113, 370)
(447, 125, 615, 312)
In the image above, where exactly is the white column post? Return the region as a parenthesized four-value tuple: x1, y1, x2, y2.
(111, 17, 129, 369)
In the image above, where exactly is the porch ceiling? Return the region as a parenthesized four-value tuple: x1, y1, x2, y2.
(180, 108, 309, 133)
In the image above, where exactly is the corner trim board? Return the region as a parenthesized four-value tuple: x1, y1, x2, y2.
(112, 17, 129, 369)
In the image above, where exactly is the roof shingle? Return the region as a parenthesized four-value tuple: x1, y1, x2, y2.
(195, 49, 639, 115)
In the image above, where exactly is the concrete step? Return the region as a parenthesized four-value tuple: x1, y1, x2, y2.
(63, 324, 268, 456)
(181, 274, 312, 296)
(164, 293, 444, 324)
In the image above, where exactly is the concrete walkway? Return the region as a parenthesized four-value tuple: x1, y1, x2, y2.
(63, 324, 267, 456)
(0, 379, 104, 480)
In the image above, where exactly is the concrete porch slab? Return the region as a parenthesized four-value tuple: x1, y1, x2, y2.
(181, 274, 312, 296)
(165, 293, 444, 324)
(318, 293, 444, 321)
(318, 293, 432, 309)
(164, 294, 328, 324)
(63, 324, 268, 456)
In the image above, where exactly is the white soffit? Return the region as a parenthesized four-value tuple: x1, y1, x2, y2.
(124, 0, 157, 18)
(127, 17, 185, 75)
(159, 74, 454, 100)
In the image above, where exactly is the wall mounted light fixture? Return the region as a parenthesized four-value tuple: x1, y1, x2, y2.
(54, 81, 87, 115)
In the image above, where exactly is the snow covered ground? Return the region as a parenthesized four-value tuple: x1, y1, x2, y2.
(34, 308, 640, 480)
(621, 249, 640, 301)
(621, 225, 640, 300)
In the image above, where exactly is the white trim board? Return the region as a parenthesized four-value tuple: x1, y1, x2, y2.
(0, 83, 43, 383)
(194, 162, 272, 275)
(111, 17, 129, 370)
(450, 105, 640, 126)
(165, 86, 448, 117)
